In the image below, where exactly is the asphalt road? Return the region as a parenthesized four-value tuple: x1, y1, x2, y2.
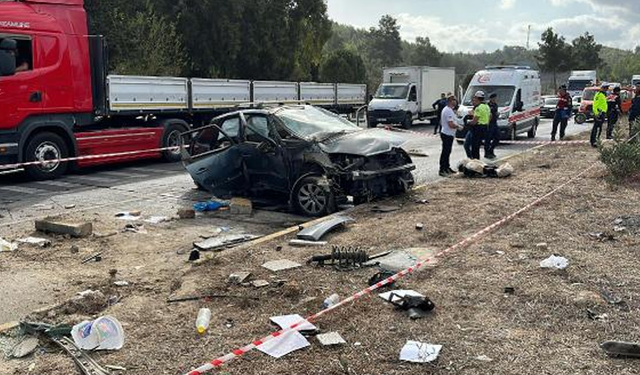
(0, 117, 589, 224)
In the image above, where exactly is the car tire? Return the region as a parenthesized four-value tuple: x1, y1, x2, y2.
(402, 113, 412, 129)
(293, 176, 336, 217)
(575, 113, 587, 125)
(527, 118, 538, 138)
(24, 132, 69, 181)
(161, 121, 189, 162)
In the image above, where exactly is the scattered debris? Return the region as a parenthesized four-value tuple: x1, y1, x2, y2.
(196, 308, 212, 335)
(36, 219, 92, 238)
(371, 205, 401, 213)
(317, 332, 347, 346)
(64, 204, 76, 209)
(11, 337, 39, 358)
(123, 223, 147, 234)
(297, 216, 355, 242)
(540, 255, 569, 270)
(270, 314, 317, 332)
(399, 341, 442, 363)
(251, 280, 270, 288)
(193, 200, 229, 212)
(193, 234, 259, 251)
(167, 294, 258, 303)
(0, 237, 18, 252)
(71, 315, 125, 350)
(144, 216, 170, 224)
(188, 250, 201, 262)
(380, 290, 423, 304)
(113, 281, 130, 287)
(229, 272, 253, 285)
(17, 236, 52, 248)
(601, 341, 640, 358)
(587, 309, 609, 321)
(115, 211, 141, 221)
(365, 248, 436, 273)
(475, 355, 493, 362)
(262, 259, 302, 272)
(229, 197, 253, 215)
(289, 239, 328, 247)
(368, 271, 397, 288)
(536, 242, 548, 249)
(81, 252, 103, 264)
(177, 208, 196, 219)
(416, 223, 424, 231)
(383, 291, 435, 320)
(257, 330, 310, 359)
(321, 294, 340, 310)
(51, 336, 111, 375)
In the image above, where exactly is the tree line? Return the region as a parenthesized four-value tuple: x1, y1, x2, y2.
(85, 1, 640, 93)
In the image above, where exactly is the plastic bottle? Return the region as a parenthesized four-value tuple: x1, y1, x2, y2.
(321, 294, 340, 310)
(196, 308, 212, 335)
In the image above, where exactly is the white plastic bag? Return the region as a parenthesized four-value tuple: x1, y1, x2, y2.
(540, 255, 569, 270)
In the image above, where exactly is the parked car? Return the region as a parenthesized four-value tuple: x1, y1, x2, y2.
(572, 96, 582, 114)
(181, 105, 416, 216)
(540, 97, 559, 118)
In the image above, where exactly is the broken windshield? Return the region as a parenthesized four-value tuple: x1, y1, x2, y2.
(275, 106, 359, 140)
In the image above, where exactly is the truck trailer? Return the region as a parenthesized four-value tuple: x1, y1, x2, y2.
(367, 66, 455, 128)
(0, 0, 367, 180)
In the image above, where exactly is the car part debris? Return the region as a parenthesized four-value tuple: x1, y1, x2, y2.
(289, 239, 328, 247)
(82, 252, 103, 264)
(262, 259, 302, 272)
(11, 337, 39, 358)
(371, 205, 401, 213)
(251, 280, 270, 288)
(189, 250, 201, 262)
(51, 336, 111, 375)
(400, 341, 442, 363)
(365, 248, 436, 272)
(17, 237, 51, 248)
(540, 255, 569, 270)
(368, 271, 397, 288)
(0, 237, 17, 252)
(167, 294, 259, 303)
(386, 292, 435, 320)
(297, 216, 355, 242)
(229, 272, 252, 284)
(317, 332, 346, 346)
(416, 223, 424, 231)
(193, 234, 258, 251)
(601, 341, 640, 358)
(307, 246, 391, 270)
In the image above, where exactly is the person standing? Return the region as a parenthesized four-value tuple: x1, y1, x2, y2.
(551, 85, 572, 141)
(485, 93, 500, 159)
(606, 87, 622, 139)
(629, 87, 640, 140)
(468, 91, 490, 159)
(439, 96, 461, 177)
(433, 93, 447, 134)
(590, 84, 609, 147)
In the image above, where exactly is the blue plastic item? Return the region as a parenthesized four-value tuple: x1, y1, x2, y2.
(193, 201, 228, 212)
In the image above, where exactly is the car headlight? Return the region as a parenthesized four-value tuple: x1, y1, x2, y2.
(499, 112, 510, 120)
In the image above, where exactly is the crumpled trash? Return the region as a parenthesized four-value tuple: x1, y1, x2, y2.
(400, 341, 442, 363)
(0, 237, 18, 252)
(193, 200, 229, 212)
(71, 315, 125, 351)
(540, 255, 569, 270)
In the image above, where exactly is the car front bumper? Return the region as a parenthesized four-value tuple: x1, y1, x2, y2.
(367, 109, 407, 125)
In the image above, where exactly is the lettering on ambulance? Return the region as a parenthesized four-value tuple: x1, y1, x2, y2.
(0, 21, 31, 29)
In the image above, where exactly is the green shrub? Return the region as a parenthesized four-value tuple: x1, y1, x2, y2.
(599, 119, 640, 183)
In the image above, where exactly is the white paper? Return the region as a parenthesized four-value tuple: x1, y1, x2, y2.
(270, 314, 317, 332)
(540, 255, 569, 270)
(378, 290, 424, 304)
(17, 237, 51, 247)
(399, 341, 442, 363)
(0, 238, 18, 252)
(257, 331, 310, 359)
(317, 332, 346, 346)
(143, 216, 169, 224)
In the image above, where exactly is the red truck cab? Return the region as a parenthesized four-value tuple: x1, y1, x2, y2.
(0, 0, 189, 180)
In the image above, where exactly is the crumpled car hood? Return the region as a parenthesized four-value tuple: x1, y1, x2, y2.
(318, 128, 409, 156)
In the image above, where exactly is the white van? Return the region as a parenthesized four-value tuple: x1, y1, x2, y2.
(456, 66, 541, 141)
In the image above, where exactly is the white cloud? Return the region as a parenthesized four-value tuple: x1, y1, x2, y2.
(500, 0, 516, 9)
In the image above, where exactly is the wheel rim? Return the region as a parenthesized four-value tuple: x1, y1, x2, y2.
(298, 183, 327, 215)
(34, 141, 61, 172)
(167, 130, 182, 156)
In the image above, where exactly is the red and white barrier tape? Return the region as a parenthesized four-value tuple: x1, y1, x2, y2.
(0, 146, 181, 171)
(183, 163, 598, 375)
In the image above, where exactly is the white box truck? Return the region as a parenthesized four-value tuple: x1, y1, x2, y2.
(367, 66, 455, 128)
(632, 75, 640, 87)
(567, 70, 597, 98)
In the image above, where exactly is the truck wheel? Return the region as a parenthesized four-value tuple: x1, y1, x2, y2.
(527, 118, 538, 138)
(161, 121, 189, 162)
(575, 113, 586, 125)
(402, 113, 412, 129)
(293, 176, 336, 217)
(24, 132, 69, 181)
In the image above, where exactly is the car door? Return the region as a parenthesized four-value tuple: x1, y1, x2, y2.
(240, 113, 290, 194)
(407, 85, 419, 117)
(182, 116, 246, 196)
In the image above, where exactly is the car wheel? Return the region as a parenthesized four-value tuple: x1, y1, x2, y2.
(367, 118, 376, 128)
(162, 122, 189, 162)
(527, 118, 538, 138)
(24, 132, 69, 181)
(293, 176, 336, 217)
(575, 113, 586, 125)
(402, 113, 412, 129)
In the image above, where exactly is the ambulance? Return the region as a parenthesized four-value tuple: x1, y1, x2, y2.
(456, 66, 541, 141)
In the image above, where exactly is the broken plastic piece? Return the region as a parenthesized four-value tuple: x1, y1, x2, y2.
(297, 216, 355, 242)
(540, 255, 569, 270)
(0, 237, 17, 252)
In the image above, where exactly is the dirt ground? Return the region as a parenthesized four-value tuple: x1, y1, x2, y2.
(3, 129, 640, 375)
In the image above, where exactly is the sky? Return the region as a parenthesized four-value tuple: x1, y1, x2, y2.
(326, 0, 640, 53)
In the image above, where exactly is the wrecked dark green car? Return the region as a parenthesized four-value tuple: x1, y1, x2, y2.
(181, 105, 415, 217)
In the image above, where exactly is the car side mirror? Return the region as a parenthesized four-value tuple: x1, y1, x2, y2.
(0, 49, 16, 77)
